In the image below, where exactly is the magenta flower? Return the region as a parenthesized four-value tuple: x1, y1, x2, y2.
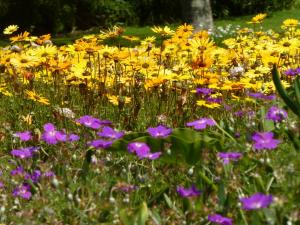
(266, 106, 287, 122)
(252, 131, 281, 150)
(186, 118, 216, 130)
(11, 146, 39, 159)
(176, 184, 201, 198)
(147, 125, 172, 138)
(76, 115, 111, 129)
(88, 139, 113, 149)
(14, 131, 32, 141)
(240, 193, 273, 210)
(12, 183, 32, 199)
(127, 142, 161, 160)
(97, 126, 124, 140)
(208, 214, 233, 225)
(218, 152, 242, 164)
(0, 181, 4, 189)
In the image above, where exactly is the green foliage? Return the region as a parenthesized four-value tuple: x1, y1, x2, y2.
(211, 0, 296, 18)
(272, 65, 300, 150)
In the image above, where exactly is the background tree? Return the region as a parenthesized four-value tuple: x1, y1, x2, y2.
(189, 0, 213, 30)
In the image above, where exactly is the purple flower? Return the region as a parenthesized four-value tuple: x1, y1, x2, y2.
(12, 183, 32, 199)
(196, 87, 212, 95)
(97, 126, 124, 140)
(127, 142, 161, 160)
(208, 214, 233, 225)
(11, 166, 24, 176)
(218, 152, 242, 164)
(76, 115, 111, 129)
(186, 118, 216, 130)
(252, 131, 281, 150)
(266, 106, 287, 122)
(29, 170, 42, 183)
(0, 181, 4, 189)
(11, 146, 39, 159)
(147, 125, 172, 138)
(41, 123, 59, 144)
(206, 97, 222, 104)
(234, 109, 255, 117)
(176, 184, 201, 198)
(115, 183, 138, 193)
(248, 92, 276, 101)
(146, 152, 162, 160)
(128, 142, 150, 155)
(285, 68, 298, 76)
(14, 131, 32, 141)
(88, 139, 113, 149)
(43, 171, 55, 178)
(68, 133, 80, 142)
(240, 193, 273, 210)
(55, 131, 67, 142)
(42, 123, 69, 144)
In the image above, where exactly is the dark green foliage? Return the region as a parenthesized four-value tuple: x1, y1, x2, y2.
(0, 0, 296, 34)
(0, 0, 137, 34)
(211, 0, 296, 18)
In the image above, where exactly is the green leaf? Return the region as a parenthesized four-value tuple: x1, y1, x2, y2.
(260, 106, 275, 131)
(294, 76, 300, 106)
(263, 208, 276, 225)
(120, 209, 134, 225)
(135, 202, 149, 225)
(163, 193, 181, 214)
(272, 64, 300, 117)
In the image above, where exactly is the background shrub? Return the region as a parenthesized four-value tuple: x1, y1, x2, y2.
(0, 0, 296, 34)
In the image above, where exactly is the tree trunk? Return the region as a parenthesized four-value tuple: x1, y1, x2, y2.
(190, 0, 213, 31)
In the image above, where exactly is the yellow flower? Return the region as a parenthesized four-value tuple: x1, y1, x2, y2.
(151, 26, 174, 37)
(141, 36, 156, 46)
(144, 77, 166, 89)
(176, 23, 193, 36)
(10, 31, 30, 43)
(100, 26, 125, 39)
(10, 54, 39, 69)
(191, 37, 215, 52)
(107, 95, 131, 106)
(25, 90, 50, 105)
(248, 13, 267, 24)
(0, 86, 13, 97)
(196, 100, 220, 108)
(282, 19, 299, 28)
(35, 34, 52, 45)
(122, 35, 140, 42)
(21, 114, 33, 125)
(3, 25, 19, 35)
